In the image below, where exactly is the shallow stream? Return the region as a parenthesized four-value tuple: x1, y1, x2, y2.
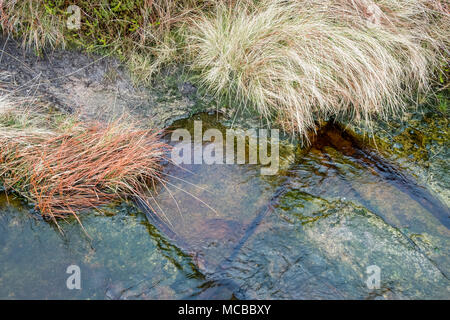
(0, 113, 448, 299)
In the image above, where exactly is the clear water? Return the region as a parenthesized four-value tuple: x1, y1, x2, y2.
(0, 114, 448, 299)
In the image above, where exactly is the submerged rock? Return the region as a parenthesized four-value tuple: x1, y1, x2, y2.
(212, 122, 449, 300)
(221, 195, 449, 299)
(346, 104, 449, 208)
(0, 194, 203, 299)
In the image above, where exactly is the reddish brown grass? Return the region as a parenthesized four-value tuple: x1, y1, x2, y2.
(0, 120, 170, 231)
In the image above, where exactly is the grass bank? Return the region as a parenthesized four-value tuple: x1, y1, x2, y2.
(1, 0, 448, 137)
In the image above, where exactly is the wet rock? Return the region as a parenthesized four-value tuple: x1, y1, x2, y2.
(222, 196, 449, 299)
(151, 113, 297, 276)
(105, 282, 126, 300)
(289, 126, 450, 279)
(346, 104, 449, 208)
(0, 195, 203, 299)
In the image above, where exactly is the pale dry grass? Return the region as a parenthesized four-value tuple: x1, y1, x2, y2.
(187, 0, 449, 137)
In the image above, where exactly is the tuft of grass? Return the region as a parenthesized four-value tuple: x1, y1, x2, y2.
(186, 0, 449, 137)
(0, 114, 170, 232)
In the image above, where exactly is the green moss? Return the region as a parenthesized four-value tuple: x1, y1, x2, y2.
(347, 93, 449, 166)
(39, 1, 154, 54)
(436, 91, 448, 113)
